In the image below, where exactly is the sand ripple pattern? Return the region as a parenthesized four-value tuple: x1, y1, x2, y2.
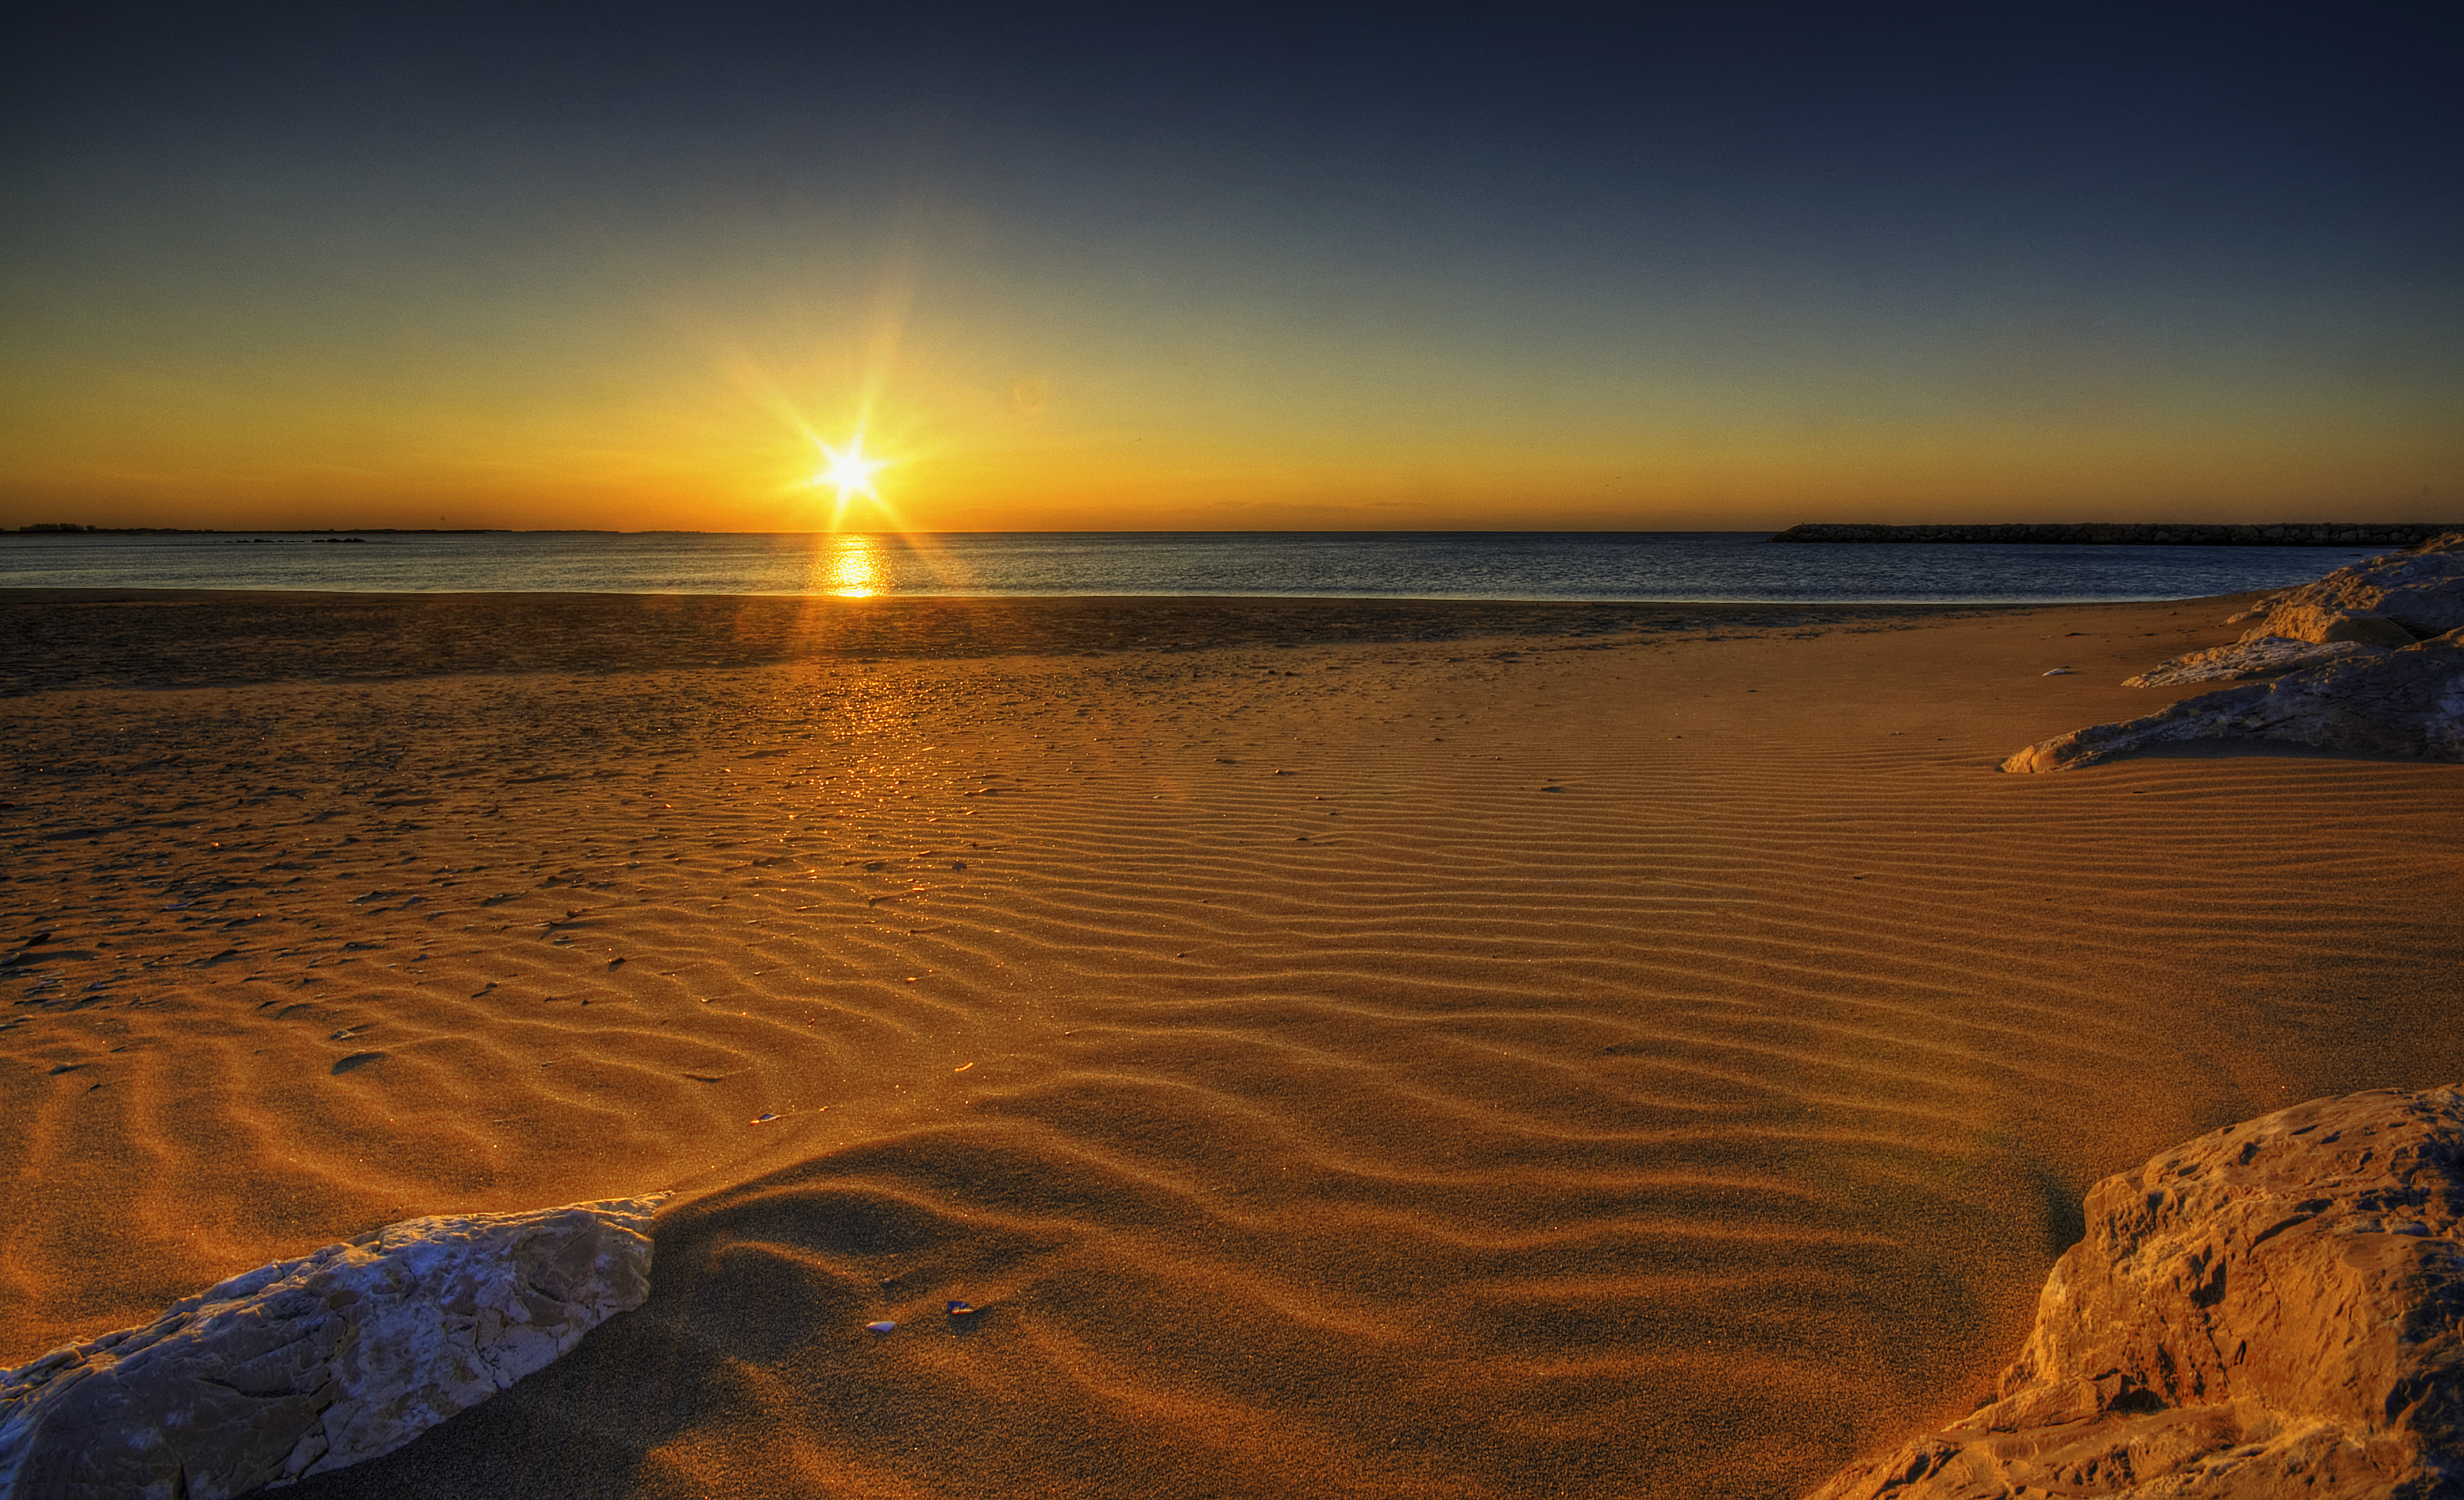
(4, 609, 2458, 1499)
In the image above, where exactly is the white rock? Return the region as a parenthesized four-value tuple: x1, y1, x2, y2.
(2122, 635, 2388, 687)
(2256, 531, 2464, 638)
(2005, 628, 2464, 772)
(2238, 602, 2419, 648)
(0, 1194, 664, 1499)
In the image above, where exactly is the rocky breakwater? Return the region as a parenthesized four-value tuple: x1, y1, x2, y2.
(2005, 533, 2464, 769)
(0, 1194, 664, 1499)
(1810, 1086, 2464, 1498)
(1768, 522, 2458, 545)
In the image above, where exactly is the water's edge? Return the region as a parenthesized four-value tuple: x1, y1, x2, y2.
(0, 531, 2381, 605)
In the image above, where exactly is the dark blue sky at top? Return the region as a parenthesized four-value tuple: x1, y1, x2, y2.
(2, 3, 2456, 528)
(12, 3, 2453, 284)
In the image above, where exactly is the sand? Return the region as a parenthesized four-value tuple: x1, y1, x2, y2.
(2, 589, 2458, 1498)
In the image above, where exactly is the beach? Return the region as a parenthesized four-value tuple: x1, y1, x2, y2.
(3, 590, 2458, 1499)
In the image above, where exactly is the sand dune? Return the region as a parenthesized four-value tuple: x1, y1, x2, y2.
(2, 591, 2457, 1498)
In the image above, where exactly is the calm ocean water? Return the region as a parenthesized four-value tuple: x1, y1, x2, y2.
(0, 531, 2380, 603)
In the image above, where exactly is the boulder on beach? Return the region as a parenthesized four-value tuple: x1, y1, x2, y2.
(1808, 1086, 2464, 1499)
(0, 1194, 664, 1500)
(2120, 635, 2389, 687)
(2250, 531, 2464, 639)
(2240, 602, 2421, 649)
(2006, 627, 2464, 771)
(2010, 531, 2464, 770)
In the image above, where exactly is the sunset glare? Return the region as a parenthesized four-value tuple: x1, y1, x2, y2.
(5, 16, 2464, 1500)
(813, 437, 890, 508)
(2, 10, 2454, 531)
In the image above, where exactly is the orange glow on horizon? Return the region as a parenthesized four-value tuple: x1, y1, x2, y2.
(2, 328, 2454, 533)
(5, 21, 2455, 539)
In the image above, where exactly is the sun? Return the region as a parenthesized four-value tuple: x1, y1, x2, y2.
(811, 435, 890, 505)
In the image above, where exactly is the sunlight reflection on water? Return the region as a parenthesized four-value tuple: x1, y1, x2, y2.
(810, 534, 885, 597)
(0, 531, 2387, 603)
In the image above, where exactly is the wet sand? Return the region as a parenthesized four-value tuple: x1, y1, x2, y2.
(3, 589, 2458, 1498)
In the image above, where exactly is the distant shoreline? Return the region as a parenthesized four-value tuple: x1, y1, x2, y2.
(1769, 521, 2455, 546)
(5, 526, 528, 536)
(5, 522, 2454, 543)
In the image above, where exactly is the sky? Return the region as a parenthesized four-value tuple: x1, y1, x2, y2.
(2, 4, 2457, 533)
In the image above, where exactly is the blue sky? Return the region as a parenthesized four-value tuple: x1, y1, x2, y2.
(4, 4, 2455, 529)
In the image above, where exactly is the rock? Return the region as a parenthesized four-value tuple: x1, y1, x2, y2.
(1765, 522, 2462, 546)
(1808, 1086, 2464, 1499)
(2254, 531, 2464, 638)
(2240, 602, 2420, 649)
(2004, 627, 2464, 771)
(0, 1194, 664, 1499)
(2122, 635, 2389, 687)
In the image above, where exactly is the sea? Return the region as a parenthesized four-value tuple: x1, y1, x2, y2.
(0, 530, 2381, 604)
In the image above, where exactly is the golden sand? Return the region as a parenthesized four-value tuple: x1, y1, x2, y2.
(2, 590, 2457, 1498)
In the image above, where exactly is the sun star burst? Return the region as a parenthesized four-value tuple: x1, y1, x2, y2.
(813, 435, 889, 504)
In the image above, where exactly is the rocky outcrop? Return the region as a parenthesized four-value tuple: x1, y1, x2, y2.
(1810, 1086, 2464, 1499)
(2247, 532, 2464, 638)
(2009, 534, 2464, 769)
(0, 1194, 664, 1499)
(1767, 522, 2457, 546)
(2121, 637, 2389, 687)
(2005, 627, 2464, 770)
(2242, 603, 2422, 648)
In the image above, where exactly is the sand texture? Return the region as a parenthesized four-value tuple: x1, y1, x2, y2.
(2, 1195, 661, 1498)
(3, 590, 2459, 1499)
(1810, 1085, 2464, 1497)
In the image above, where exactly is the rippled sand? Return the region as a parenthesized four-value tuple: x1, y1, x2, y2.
(3, 591, 2457, 1498)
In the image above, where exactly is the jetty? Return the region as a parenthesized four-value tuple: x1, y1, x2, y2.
(1768, 521, 2456, 546)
